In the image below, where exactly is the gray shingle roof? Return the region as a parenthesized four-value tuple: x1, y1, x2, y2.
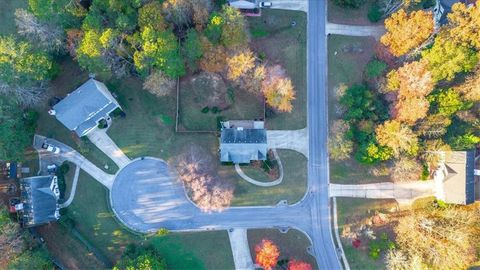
(53, 79, 119, 136)
(220, 128, 267, 164)
(20, 175, 59, 227)
(443, 150, 476, 205)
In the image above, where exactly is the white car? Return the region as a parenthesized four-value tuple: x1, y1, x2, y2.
(42, 143, 61, 154)
(259, 1, 272, 7)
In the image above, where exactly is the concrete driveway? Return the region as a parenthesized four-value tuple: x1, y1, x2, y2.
(270, 0, 308, 12)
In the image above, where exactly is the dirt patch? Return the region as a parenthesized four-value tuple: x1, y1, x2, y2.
(190, 72, 231, 109)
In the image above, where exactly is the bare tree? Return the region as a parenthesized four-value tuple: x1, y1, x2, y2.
(389, 157, 422, 182)
(0, 81, 49, 107)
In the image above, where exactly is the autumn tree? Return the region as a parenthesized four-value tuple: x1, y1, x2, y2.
(391, 206, 480, 269)
(138, 1, 167, 31)
(375, 120, 418, 156)
(328, 120, 354, 161)
(288, 260, 313, 270)
(422, 36, 478, 81)
(114, 245, 166, 270)
(142, 71, 176, 97)
(76, 30, 108, 73)
(389, 157, 422, 182)
(355, 140, 394, 164)
(255, 239, 280, 270)
(199, 36, 227, 73)
(182, 29, 203, 71)
(162, 0, 211, 31)
(391, 96, 429, 125)
(220, 6, 248, 48)
(133, 26, 185, 78)
(445, 1, 480, 49)
(416, 114, 452, 139)
(420, 139, 451, 170)
(262, 65, 296, 112)
(454, 67, 480, 102)
(227, 50, 255, 81)
(380, 9, 434, 56)
(429, 88, 471, 116)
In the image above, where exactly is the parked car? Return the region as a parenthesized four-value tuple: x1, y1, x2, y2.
(259, 1, 272, 7)
(41, 143, 60, 154)
(47, 164, 57, 174)
(9, 198, 20, 213)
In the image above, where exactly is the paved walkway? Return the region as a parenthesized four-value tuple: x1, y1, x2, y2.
(330, 181, 435, 203)
(228, 229, 255, 270)
(326, 23, 385, 40)
(86, 128, 130, 168)
(60, 165, 80, 208)
(270, 0, 307, 12)
(234, 149, 284, 187)
(267, 128, 308, 157)
(34, 135, 115, 189)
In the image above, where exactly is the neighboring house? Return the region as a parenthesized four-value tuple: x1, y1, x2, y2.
(18, 175, 60, 228)
(228, 0, 257, 9)
(434, 151, 476, 205)
(434, 0, 472, 26)
(50, 78, 121, 137)
(220, 120, 267, 164)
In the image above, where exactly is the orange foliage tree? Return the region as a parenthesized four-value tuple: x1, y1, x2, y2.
(381, 9, 434, 56)
(262, 65, 296, 112)
(255, 239, 280, 270)
(199, 36, 227, 73)
(288, 259, 313, 270)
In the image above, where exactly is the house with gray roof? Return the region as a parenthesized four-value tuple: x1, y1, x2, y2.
(228, 0, 257, 9)
(435, 151, 476, 205)
(434, 0, 473, 26)
(220, 120, 267, 164)
(51, 78, 120, 137)
(19, 175, 60, 228)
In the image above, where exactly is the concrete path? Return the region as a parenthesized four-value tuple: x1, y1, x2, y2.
(60, 165, 80, 208)
(34, 135, 115, 190)
(234, 149, 284, 187)
(332, 198, 350, 270)
(86, 128, 130, 168)
(330, 181, 435, 202)
(228, 229, 255, 270)
(267, 128, 308, 157)
(270, 0, 308, 12)
(326, 23, 385, 40)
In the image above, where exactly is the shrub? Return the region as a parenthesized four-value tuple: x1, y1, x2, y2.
(156, 228, 169, 236)
(258, 52, 266, 62)
(333, 0, 366, 8)
(56, 162, 70, 199)
(212, 106, 221, 113)
(366, 59, 387, 78)
(368, 4, 382, 22)
(201, 106, 210, 113)
(227, 87, 235, 104)
(97, 119, 108, 129)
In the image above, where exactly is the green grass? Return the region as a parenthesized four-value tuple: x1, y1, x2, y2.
(247, 9, 307, 130)
(247, 229, 318, 270)
(0, 0, 27, 35)
(178, 77, 264, 132)
(239, 163, 273, 182)
(61, 162, 76, 201)
(327, 35, 386, 184)
(327, 0, 381, 25)
(22, 147, 39, 177)
(336, 198, 398, 270)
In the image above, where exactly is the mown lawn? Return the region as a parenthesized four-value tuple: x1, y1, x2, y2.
(336, 198, 398, 270)
(327, 0, 382, 25)
(327, 35, 387, 184)
(248, 9, 307, 130)
(247, 228, 318, 270)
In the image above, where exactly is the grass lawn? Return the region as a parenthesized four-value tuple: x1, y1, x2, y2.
(336, 198, 398, 270)
(248, 10, 307, 130)
(247, 228, 318, 270)
(61, 161, 76, 201)
(0, 0, 27, 35)
(327, 35, 387, 184)
(327, 0, 382, 26)
(239, 164, 272, 183)
(23, 147, 39, 177)
(178, 75, 264, 132)
(66, 172, 234, 269)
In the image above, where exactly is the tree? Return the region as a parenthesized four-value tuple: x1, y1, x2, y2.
(332, 0, 366, 8)
(227, 50, 255, 81)
(15, 9, 65, 54)
(0, 205, 24, 269)
(328, 120, 354, 161)
(389, 157, 422, 182)
(355, 140, 394, 164)
(445, 1, 480, 49)
(182, 29, 203, 71)
(0, 36, 54, 86)
(416, 114, 452, 139)
(422, 36, 478, 82)
(133, 26, 185, 78)
(365, 59, 387, 78)
(288, 260, 312, 270)
(76, 30, 108, 73)
(262, 65, 296, 112)
(429, 88, 471, 116)
(114, 245, 166, 270)
(375, 120, 418, 156)
(138, 1, 167, 31)
(454, 67, 480, 102)
(142, 71, 176, 97)
(0, 98, 38, 161)
(391, 96, 429, 124)
(255, 239, 280, 270)
(380, 9, 434, 56)
(162, 0, 212, 31)
(199, 36, 227, 73)
(7, 249, 54, 270)
(394, 60, 434, 98)
(220, 6, 248, 48)
(448, 132, 480, 150)
(420, 139, 451, 170)
(391, 206, 480, 269)
(339, 84, 386, 122)
(204, 12, 223, 44)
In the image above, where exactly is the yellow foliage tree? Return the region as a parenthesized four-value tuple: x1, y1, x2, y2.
(262, 65, 296, 112)
(375, 120, 418, 156)
(381, 9, 434, 56)
(446, 1, 480, 49)
(226, 50, 255, 81)
(454, 67, 480, 102)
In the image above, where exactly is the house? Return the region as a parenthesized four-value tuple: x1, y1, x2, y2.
(220, 120, 267, 164)
(228, 0, 257, 9)
(19, 175, 60, 228)
(434, 0, 473, 26)
(435, 151, 476, 205)
(50, 78, 121, 137)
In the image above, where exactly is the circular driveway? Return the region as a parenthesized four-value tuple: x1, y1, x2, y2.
(110, 157, 196, 232)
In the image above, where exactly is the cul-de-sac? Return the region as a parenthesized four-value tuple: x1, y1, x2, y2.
(0, 0, 479, 269)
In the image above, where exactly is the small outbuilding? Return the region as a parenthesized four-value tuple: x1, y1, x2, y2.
(220, 120, 267, 164)
(51, 78, 121, 137)
(19, 175, 60, 228)
(436, 151, 476, 205)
